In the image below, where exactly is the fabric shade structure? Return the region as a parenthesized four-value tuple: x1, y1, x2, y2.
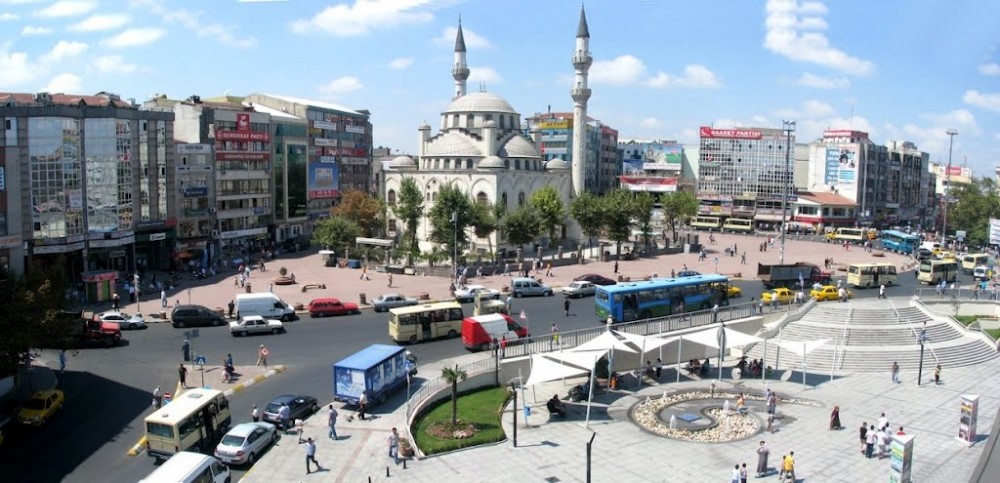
(675, 326, 764, 383)
(775, 338, 831, 389)
(545, 349, 606, 370)
(613, 330, 679, 353)
(524, 353, 594, 386)
(571, 330, 638, 353)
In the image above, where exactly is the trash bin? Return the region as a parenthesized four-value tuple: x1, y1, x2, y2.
(245, 284, 252, 294)
(359, 293, 367, 305)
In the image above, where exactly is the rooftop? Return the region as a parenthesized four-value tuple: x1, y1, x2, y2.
(797, 191, 857, 206)
(260, 93, 364, 116)
(0, 92, 133, 108)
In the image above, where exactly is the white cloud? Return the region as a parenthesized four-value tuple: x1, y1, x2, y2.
(319, 76, 364, 96)
(291, 0, 436, 36)
(884, 109, 979, 158)
(963, 90, 1000, 113)
(0, 49, 34, 86)
(797, 72, 849, 89)
(590, 55, 647, 86)
(35, 0, 94, 18)
(433, 26, 493, 50)
(21, 25, 53, 35)
(978, 63, 1000, 76)
(468, 66, 501, 85)
(70, 13, 131, 32)
(645, 64, 721, 88)
(41, 40, 87, 63)
(130, 0, 256, 48)
(0, 0, 46, 4)
(102, 28, 166, 48)
(388, 57, 413, 70)
(764, 0, 874, 75)
(0, 12, 18, 21)
(92, 54, 137, 74)
(639, 118, 659, 129)
(773, 99, 835, 120)
(41, 72, 83, 93)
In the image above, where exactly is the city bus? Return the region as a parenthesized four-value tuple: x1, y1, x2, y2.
(595, 274, 729, 323)
(880, 230, 920, 254)
(961, 253, 990, 274)
(917, 259, 959, 285)
(846, 263, 898, 288)
(830, 228, 872, 244)
(145, 388, 232, 460)
(691, 216, 722, 231)
(722, 218, 754, 233)
(388, 302, 465, 344)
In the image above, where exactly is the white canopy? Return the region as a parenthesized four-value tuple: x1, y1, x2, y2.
(681, 326, 762, 350)
(613, 330, 679, 353)
(524, 354, 592, 386)
(571, 331, 637, 353)
(544, 349, 606, 370)
(776, 339, 831, 357)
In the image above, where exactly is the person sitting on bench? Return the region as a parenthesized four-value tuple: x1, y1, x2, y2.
(547, 395, 567, 418)
(686, 359, 701, 374)
(700, 358, 711, 376)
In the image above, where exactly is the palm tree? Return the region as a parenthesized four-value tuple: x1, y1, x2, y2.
(441, 364, 468, 425)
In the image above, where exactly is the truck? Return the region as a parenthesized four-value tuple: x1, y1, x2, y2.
(757, 262, 831, 289)
(332, 344, 417, 405)
(461, 313, 528, 352)
(58, 310, 123, 348)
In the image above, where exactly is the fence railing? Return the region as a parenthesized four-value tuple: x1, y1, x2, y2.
(914, 287, 1000, 301)
(403, 356, 496, 422)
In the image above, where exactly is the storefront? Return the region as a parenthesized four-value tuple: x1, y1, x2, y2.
(31, 238, 87, 285)
(135, 220, 177, 272)
(81, 270, 117, 303)
(85, 232, 134, 275)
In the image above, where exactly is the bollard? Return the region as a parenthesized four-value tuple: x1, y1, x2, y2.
(386, 466, 390, 477)
(403, 459, 407, 469)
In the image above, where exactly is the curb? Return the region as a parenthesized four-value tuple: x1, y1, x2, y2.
(126, 365, 288, 457)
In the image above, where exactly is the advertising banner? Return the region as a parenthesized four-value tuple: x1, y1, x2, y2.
(620, 176, 678, 192)
(537, 119, 571, 130)
(824, 146, 858, 191)
(216, 130, 270, 142)
(641, 143, 683, 170)
(308, 162, 339, 199)
(183, 187, 209, 197)
(313, 120, 338, 131)
(889, 434, 914, 483)
(215, 152, 270, 161)
(959, 394, 979, 442)
(345, 125, 366, 134)
(699, 126, 762, 139)
(989, 219, 1000, 245)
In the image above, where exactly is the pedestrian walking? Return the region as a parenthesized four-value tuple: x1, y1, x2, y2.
(252, 404, 260, 422)
(739, 463, 747, 483)
(227, 300, 235, 318)
(152, 385, 162, 409)
(755, 441, 769, 477)
(500, 335, 508, 357)
(304, 438, 321, 474)
(388, 274, 393, 288)
(161, 289, 167, 308)
(563, 298, 570, 317)
(750, 297, 757, 315)
(388, 427, 401, 464)
(891, 361, 900, 384)
(328, 404, 339, 440)
(112, 292, 120, 310)
(257, 344, 269, 368)
(178, 363, 188, 388)
(935, 364, 941, 384)
(550, 322, 560, 349)
(358, 391, 368, 420)
(730, 464, 740, 483)
(740, 252, 746, 264)
(654, 358, 663, 379)
(865, 425, 877, 458)
(879, 284, 886, 299)
(506, 295, 513, 313)
(859, 421, 868, 454)
(279, 402, 291, 432)
(545, 262, 553, 277)
(877, 412, 888, 431)
(614, 260, 619, 274)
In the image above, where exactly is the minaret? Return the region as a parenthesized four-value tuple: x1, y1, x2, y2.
(570, 5, 592, 196)
(452, 19, 470, 99)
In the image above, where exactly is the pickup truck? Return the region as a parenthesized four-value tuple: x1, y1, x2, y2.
(229, 315, 285, 336)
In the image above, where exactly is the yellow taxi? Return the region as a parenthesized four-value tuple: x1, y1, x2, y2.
(936, 251, 956, 261)
(17, 389, 64, 426)
(713, 283, 742, 298)
(761, 288, 795, 304)
(809, 285, 852, 301)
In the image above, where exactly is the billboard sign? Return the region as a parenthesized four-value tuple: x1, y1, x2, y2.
(536, 119, 571, 130)
(699, 126, 762, 140)
(620, 176, 678, 192)
(313, 120, 337, 131)
(308, 162, 339, 199)
(641, 143, 683, 170)
(216, 130, 270, 142)
(824, 145, 858, 191)
(236, 113, 251, 131)
(345, 124, 366, 134)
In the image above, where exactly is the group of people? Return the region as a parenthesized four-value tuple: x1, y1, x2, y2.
(860, 413, 905, 459)
(732, 441, 792, 481)
(735, 358, 765, 378)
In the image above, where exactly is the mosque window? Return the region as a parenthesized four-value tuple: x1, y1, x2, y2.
(518, 192, 526, 206)
(485, 114, 493, 122)
(387, 190, 397, 206)
(514, 159, 521, 170)
(453, 114, 459, 127)
(466, 159, 473, 169)
(499, 116, 505, 129)
(476, 192, 488, 205)
(467, 114, 474, 128)
(501, 193, 508, 210)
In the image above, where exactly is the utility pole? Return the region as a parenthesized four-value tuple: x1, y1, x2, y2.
(941, 129, 958, 242)
(451, 211, 459, 279)
(780, 120, 796, 264)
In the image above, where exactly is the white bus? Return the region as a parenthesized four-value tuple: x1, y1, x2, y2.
(846, 263, 898, 288)
(830, 228, 872, 244)
(145, 388, 232, 460)
(722, 218, 754, 233)
(917, 260, 959, 285)
(388, 302, 465, 344)
(691, 216, 722, 231)
(961, 254, 989, 274)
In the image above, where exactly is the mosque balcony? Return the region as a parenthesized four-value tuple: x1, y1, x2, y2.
(571, 88, 592, 102)
(451, 66, 470, 79)
(572, 53, 593, 68)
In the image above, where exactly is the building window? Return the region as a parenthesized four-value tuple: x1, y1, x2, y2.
(388, 219, 397, 233)
(387, 189, 397, 206)
(466, 114, 474, 128)
(501, 193, 508, 211)
(466, 159, 473, 169)
(476, 192, 488, 205)
(499, 116, 505, 130)
(518, 192, 526, 206)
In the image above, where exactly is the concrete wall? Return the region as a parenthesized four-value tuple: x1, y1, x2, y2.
(921, 300, 1000, 318)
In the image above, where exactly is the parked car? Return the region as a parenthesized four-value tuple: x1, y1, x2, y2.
(96, 311, 146, 330)
(574, 273, 616, 286)
(17, 389, 64, 426)
(453, 284, 502, 303)
(262, 395, 319, 426)
(511, 278, 553, 297)
(307, 298, 360, 317)
(561, 281, 596, 298)
(213, 422, 278, 466)
(371, 293, 419, 312)
(229, 315, 284, 337)
(810, 285, 852, 301)
(677, 270, 701, 277)
(171, 304, 228, 328)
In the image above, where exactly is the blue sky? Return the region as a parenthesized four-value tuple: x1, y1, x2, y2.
(1, 0, 998, 175)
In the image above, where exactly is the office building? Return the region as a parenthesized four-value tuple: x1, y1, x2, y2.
(525, 112, 619, 194)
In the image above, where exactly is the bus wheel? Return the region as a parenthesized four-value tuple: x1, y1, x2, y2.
(700, 302, 711, 311)
(479, 343, 490, 352)
(447, 329, 458, 338)
(886, 280, 892, 287)
(409, 335, 418, 344)
(640, 310, 652, 319)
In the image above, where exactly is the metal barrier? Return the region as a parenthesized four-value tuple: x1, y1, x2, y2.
(914, 287, 999, 301)
(403, 356, 496, 422)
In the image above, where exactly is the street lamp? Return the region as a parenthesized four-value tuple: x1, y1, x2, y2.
(451, 211, 458, 280)
(941, 128, 958, 242)
(917, 322, 929, 385)
(780, 120, 796, 264)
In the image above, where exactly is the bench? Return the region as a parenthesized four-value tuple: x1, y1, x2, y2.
(300, 283, 326, 293)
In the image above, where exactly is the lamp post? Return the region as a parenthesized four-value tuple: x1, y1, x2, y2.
(917, 322, 929, 385)
(780, 120, 796, 264)
(451, 211, 458, 280)
(941, 128, 958, 242)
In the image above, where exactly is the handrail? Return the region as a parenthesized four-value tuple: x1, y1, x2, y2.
(837, 302, 852, 370)
(893, 299, 941, 366)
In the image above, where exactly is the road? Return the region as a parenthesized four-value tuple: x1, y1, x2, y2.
(1, 264, 943, 483)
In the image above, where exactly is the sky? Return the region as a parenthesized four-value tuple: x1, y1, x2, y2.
(0, 0, 998, 175)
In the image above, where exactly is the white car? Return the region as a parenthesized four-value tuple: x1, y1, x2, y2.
(372, 293, 419, 312)
(214, 422, 278, 466)
(229, 315, 284, 337)
(453, 284, 502, 303)
(96, 311, 146, 330)
(561, 281, 596, 298)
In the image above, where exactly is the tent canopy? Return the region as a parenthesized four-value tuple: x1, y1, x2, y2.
(613, 330, 678, 353)
(524, 353, 595, 386)
(681, 326, 762, 350)
(545, 350, 606, 370)
(571, 331, 637, 353)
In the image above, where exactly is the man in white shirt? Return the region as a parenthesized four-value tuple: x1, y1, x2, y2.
(304, 438, 321, 474)
(328, 404, 339, 440)
(877, 413, 888, 431)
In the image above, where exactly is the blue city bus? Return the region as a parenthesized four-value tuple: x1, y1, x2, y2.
(880, 230, 920, 254)
(594, 274, 730, 323)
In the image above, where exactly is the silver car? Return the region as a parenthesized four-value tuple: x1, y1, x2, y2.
(372, 293, 419, 312)
(561, 281, 596, 298)
(229, 315, 284, 336)
(96, 311, 146, 330)
(213, 422, 278, 466)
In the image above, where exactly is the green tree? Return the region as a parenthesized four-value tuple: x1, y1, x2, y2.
(604, 189, 635, 257)
(311, 217, 363, 255)
(501, 204, 542, 248)
(332, 189, 385, 237)
(570, 192, 607, 249)
(947, 177, 1000, 246)
(393, 177, 425, 265)
(0, 268, 74, 379)
(428, 183, 474, 267)
(631, 191, 656, 252)
(660, 191, 699, 243)
(441, 364, 468, 426)
(529, 185, 565, 241)
(469, 199, 499, 261)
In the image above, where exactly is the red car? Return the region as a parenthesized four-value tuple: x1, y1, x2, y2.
(574, 273, 617, 286)
(307, 298, 360, 317)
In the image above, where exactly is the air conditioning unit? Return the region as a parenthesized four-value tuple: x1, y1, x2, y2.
(211, 230, 220, 238)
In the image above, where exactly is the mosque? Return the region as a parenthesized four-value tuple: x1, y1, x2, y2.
(382, 7, 593, 256)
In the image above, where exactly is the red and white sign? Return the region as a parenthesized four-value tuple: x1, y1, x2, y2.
(699, 126, 762, 140)
(216, 130, 270, 142)
(620, 176, 678, 192)
(236, 113, 251, 131)
(215, 152, 270, 161)
(308, 189, 339, 200)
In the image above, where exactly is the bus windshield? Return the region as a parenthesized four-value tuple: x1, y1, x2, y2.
(594, 274, 729, 323)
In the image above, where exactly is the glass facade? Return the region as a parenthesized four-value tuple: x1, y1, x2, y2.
(287, 144, 307, 218)
(28, 118, 85, 239)
(83, 118, 134, 233)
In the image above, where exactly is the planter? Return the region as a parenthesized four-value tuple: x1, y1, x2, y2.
(399, 445, 414, 457)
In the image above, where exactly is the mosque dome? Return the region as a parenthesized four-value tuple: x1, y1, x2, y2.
(387, 155, 416, 169)
(479, 155, 506, 169)
(498, 135, 540, 158)
(442, 92, 517, 114)
(423, 132, 482, 157)
(545, 157, 571, 171)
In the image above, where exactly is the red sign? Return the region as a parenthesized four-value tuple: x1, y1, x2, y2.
(236, 113, 250, 131)
(215, 152, 271, 161)
(946, 166, 964, 176)
(620, 176, 678, 192)
(217, 130, 270, 142)
(699, 126, 762, 139)
(308, 189, 339, 199)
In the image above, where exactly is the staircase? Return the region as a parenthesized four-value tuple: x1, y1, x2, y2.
(746, 301, 998, 372)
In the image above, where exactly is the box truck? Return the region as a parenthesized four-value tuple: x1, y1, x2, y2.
(235, 293, 297, 321)
(333, 344, 417, 405)
(461, 313, 528, 351)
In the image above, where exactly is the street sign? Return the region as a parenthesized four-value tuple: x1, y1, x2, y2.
(519, 310, 526, 320)
(195, 355, 207, 366)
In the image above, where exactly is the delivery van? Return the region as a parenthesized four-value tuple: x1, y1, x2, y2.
(139, 451, 231, 483)
(461, 313, 528, 352)
(235, 293, 297, 322)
